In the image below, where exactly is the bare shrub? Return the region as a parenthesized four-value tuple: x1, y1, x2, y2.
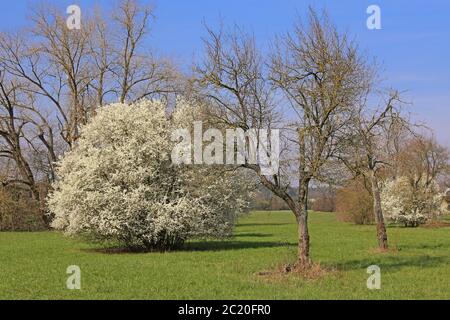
(0, 187, 46, 231)
(336, 179, 374, 225)
(311, 187, 336, 212)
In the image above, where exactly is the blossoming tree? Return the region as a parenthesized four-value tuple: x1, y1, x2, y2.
(48, 99, 252, 250)
(381, 177, 444, 227)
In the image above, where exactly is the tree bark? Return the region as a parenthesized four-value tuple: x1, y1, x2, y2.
(296, 128, 311, 266)
(369, 170, 388, 250)
(297, 210, 310, 266)
(255, 167, 311, 267)
(296, 177, 311, 266)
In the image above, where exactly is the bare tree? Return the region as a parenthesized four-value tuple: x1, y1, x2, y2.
(111, 0, 180, 103)
(337, 91, 408, 249)
(196, 10, 372, 267)
(32, 5, 94, 146)
(397, 135, 449, 188)
(0, 0, 180, 148)
(0, 31, 73, 149)
(0, 72, 49, 219)
(87, 10, 115, 111)
(0, 0, 182, 228)
(269, 10, 373, 264)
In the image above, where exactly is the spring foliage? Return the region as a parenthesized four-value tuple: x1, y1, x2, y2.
(48, 99, 252, 250)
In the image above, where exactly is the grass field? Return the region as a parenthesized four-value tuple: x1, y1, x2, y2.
(0, 211, 449, 299)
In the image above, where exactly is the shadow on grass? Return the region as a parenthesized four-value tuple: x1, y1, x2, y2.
(233, 233, 274, 238)
(331, 255, 448, 272)
(238, 223, 292, 227)
(81, 240, 296, 254)
(396, 243, 450, 250)
(184, 240, 296, 252)
(81, 247, 151, 254)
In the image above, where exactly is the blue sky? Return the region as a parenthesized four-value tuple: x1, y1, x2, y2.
(1, 0, 449, 145)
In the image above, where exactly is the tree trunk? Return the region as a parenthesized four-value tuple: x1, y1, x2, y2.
(369, 170, 388, 250)
(297, 211, 310, 266)
(29, 184, 50, 228)
(296, 179, 311, 266)
(296, 128, 311, 266)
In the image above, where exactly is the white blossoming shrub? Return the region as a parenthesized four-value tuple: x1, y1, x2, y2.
(381, 177, 444, 227)
(48, 99, 252, 250)
(442, 189, 450, 213)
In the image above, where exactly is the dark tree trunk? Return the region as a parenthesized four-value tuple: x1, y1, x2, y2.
(297, 210, 310, 266)
(369, 170, 388, 250)
(296, 178, 311, 266)
(296, 128, 311, 266)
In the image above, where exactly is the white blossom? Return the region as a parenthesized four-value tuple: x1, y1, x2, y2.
(381, 176, 444, 227)
(48, 99, 253, 250)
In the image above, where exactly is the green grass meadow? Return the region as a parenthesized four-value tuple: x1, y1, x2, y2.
(0, 211, 449, 299)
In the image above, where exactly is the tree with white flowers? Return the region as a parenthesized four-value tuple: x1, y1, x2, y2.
(48, 99, 252, 250)
(381, 177, 444, 227)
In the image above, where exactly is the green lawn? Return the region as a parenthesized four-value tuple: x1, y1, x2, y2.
(0, 211, 449, 299)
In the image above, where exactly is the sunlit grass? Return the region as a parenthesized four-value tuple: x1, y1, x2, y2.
(0, 211, 449, 299)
